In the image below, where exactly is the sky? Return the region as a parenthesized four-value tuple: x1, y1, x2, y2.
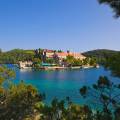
(0, 0, 120, 52)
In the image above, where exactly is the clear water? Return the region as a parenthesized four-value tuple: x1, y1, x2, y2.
(9, 65, 120, 105)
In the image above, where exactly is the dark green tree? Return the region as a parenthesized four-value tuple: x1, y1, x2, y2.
(80, 76, 120, 120)
(0, 49, 2, 54)
(0, 49, 34, 64)
(0, 66, 43, 120)
(82, 57, 90, 65)
(98, 0, 120, 17)
(0, 82, 42, 120)
(39, 97, 93, 120)
(66, 55, 74, 66)
(104, 52, 120, 77)
(89, 57, 97, 66)
(40, 98, 66, 120)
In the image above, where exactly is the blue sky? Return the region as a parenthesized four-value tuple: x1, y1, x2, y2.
(0, 0, 120, 52)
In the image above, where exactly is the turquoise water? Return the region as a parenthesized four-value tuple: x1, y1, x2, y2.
(10, 66, 120, 104)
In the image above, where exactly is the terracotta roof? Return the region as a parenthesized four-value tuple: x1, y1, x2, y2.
(57, 52, 86, 58)
(44, 49, 54, 53)
(72, 53, 85, 57)
(45, 50, 86, 59)
(56, 52, 68, 57)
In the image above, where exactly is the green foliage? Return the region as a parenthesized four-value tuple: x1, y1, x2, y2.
(0, 49, 2, 54)
(83, 49, 120, 77)
(80, 76, 120, 119)
(0, 66, 15, 86)
(80, 86, 88, 98)
(82, 57, 97, 66)
(89, 57, 97, 66)
(0, 82, 42, 120)
(82, 57, 90, 65)
(33, 58, 41, 64)
(39, 98, 66, 120)
(0, 66, 15, 94)
(0, 49, 34, 64)
(72, 59, 82, 66)
(32, 58, 42, 69)
(46, 58, 55, 64)
(0, 66, 43, 120)
(66, 55, 83, 66)
(57, 50, 63, 53)
(83, 49, 118, 63)
(65, 104, 93, 120)
(114, 107, 120, 120)
(53, 53, 59, 64)
(34, 48, 44, 60)
(98, 0, 120, 17)
(104, 52, 120, 77)
(66, 55, 74, 64)
(39, 98, 93, 120)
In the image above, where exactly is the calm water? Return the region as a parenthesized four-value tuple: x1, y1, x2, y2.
(9, 65, 120, 105)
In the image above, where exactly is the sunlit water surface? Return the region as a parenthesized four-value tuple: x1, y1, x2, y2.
(8, 65, 120, 105)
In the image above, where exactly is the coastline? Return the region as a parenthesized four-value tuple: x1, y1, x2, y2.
(19, 65, 100, 70)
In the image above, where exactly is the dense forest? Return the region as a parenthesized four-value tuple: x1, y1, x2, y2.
(83, 49, 120, 77)
(83, 49, 119, 62)
(0, 49, 34, 64)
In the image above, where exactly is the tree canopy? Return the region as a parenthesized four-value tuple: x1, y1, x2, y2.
(80, 76, 120, 120)
(98, 0, 120, 17)
(0, 66, 43, 120)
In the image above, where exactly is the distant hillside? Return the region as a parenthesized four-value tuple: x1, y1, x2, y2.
(0, 49, 35, 64)
(6, 49, 34, 54)
(82, 49, 120, 63)
(83, 49, 120, 58)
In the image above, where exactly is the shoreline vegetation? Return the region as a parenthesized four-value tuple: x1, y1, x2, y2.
(18, 65, 100, 70)
(0, 48, 99, 70)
